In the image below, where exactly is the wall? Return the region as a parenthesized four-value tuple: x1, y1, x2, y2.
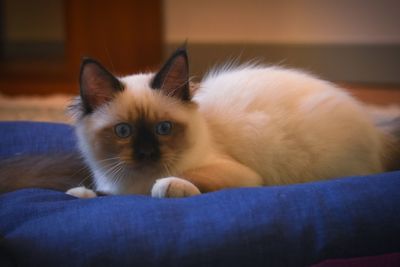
(2, 0, 64, 59)
(164, 0, 400, 83)
(2, 0, 400, 83)
(164, 0, 400, 44)
(4, 0, 64, 42)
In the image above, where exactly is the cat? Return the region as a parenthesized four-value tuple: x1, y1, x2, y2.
(64, 46, 399, 198)
(0, 47, 399, 198)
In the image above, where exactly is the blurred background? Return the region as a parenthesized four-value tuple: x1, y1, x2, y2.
(0, 0, 399, 121)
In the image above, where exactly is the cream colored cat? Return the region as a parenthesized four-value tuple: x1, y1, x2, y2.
(66, 47, 399, 198)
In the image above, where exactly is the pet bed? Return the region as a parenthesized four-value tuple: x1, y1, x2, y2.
(0, 121, 399, 266)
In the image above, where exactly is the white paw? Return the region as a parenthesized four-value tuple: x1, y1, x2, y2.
(66, 186, 97, 198)
(151, 177, 201, 198)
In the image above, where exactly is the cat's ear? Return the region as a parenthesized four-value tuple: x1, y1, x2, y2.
(79, 58, 124, 114)
(150, 47, 190, 101)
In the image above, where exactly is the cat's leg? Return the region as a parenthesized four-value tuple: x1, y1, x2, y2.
(66, 186, 97, 198)
(151, 158, 263, 198)
(181, 158, 263, 193)
(151, 177, 201, 198)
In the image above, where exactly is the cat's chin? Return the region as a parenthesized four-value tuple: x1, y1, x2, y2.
(128, 161, 165, 176)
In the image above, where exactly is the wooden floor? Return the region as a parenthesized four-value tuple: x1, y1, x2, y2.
(0, 81, 399, 106)
(342, 84, 400, 106)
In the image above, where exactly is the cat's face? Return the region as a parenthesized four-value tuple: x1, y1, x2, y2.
(73, 48, 201, 194)
(81, 79, 198, 175)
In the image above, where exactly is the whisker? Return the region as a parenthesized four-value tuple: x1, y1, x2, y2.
(102, 161, 124, 178)
(111, 166, 126, 187)
(97, 156, 122, 163)
(77, 173, 94, 188)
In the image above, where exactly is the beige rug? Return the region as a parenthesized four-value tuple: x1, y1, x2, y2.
(0, 93, 73, 123)
(0, 93, 398, 125)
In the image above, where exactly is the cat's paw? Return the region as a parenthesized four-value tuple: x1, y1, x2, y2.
(151, 177, 201, 198)
(66, 186, 97, 198)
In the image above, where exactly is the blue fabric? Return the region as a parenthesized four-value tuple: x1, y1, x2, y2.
(0, 121, 78, 158)
(0, 122, 400, 267)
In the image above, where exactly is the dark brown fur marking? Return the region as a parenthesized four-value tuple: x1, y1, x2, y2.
(0, 153, 91, 194)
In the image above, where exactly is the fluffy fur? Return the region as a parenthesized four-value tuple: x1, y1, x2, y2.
(0, 48, 397, 197)
(0, 153, 90, 194)
(68, 48, 399, 198)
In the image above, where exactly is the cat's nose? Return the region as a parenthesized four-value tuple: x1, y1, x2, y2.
(135, 147, 159, 161)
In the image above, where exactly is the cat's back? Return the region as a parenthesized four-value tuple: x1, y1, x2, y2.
(194, 66, 385, 184)
(195, 65, 347, 112)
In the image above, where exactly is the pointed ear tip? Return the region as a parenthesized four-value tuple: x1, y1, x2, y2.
(174, 47, 188, 61)
(79, 58, 103, 80)
(175, 42, 188, 54)
(81, 57, 95, 65)
(178, 46, 188, 53)
(80, 58, 107, 77)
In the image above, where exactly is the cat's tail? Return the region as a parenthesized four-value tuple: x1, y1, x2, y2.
(0, 153, 92, 194)
(368, 105, 400, 135)
(367, 105, 400, 171)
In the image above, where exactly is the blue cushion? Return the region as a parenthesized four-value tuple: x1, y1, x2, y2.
(0, 121, 77, 158)
(0, 122, 399, 266)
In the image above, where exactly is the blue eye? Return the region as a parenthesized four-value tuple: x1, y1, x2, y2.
(114, 123, 132, 138)
(155, 121, 172, 135)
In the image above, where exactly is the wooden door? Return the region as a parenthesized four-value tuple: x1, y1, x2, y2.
(0, 0, 162, 95)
